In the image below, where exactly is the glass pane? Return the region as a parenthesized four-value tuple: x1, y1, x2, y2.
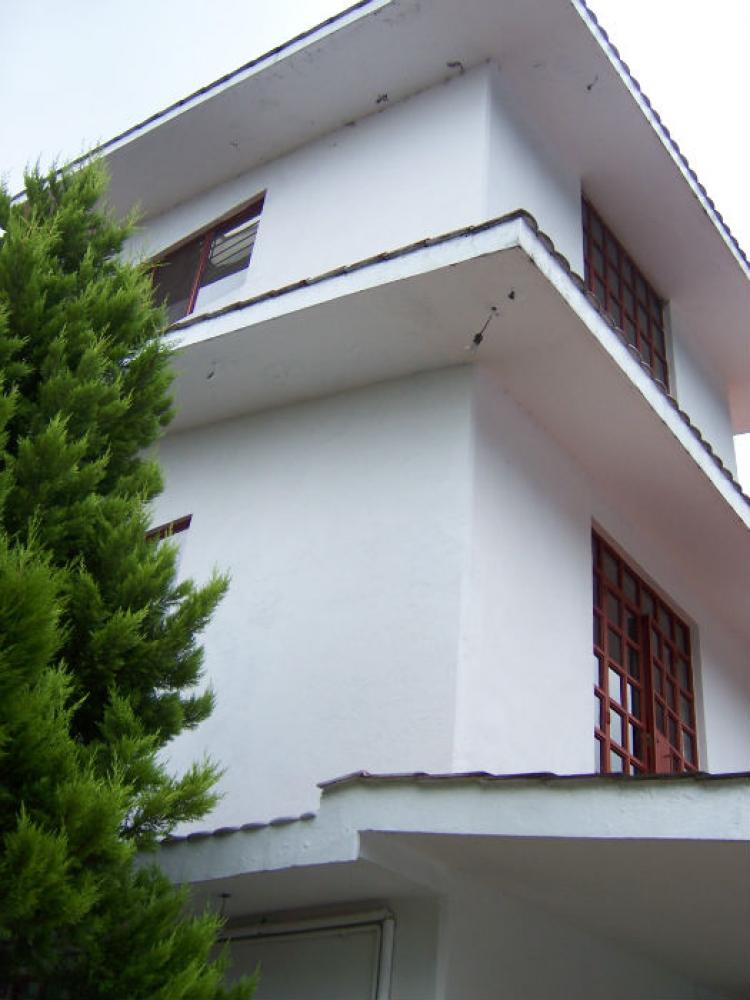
(607, 239, 619, 266)
(676, 623, 688, 653)
(640, 340, 652, 365)
(650, 628, 661, 658)
(683, 731, 696, 764)
(592, 246, 604, 273)
(654, 356, 667, 384)
(610, 709, 624, 746)
(623, 287, 635, 315)
(627, 645, 641, 680)
(603, 551, 618, 585)
(606, 592, 620, 625)
(623, 571, 637, 603)
(637, 304, 648, 331)
(654, 326, 666, 353)
(677, 658, 690, 690)
(608, 297, 621, 324)
(622, 259, 633, 284)
(664, 644, 674, 670)
(595, 277, 606, 304)
(658, 604, 671, 633)
(625, 609, 638, 640)
(654, 668, 663, 694)
(624, 318, 637, 345)
(608, 629, 622, 664)
(153, 237, 204, 323)
(680, 694, 692, 724)
(201, 217, 259, 289)
(608, 667, 622, 704)
(666, 682, 675, 710)
(641, 591, 654, 615)
(627, 683, 642, 718)
(609, 750, 624, 773)
(630, 724, 644, 760)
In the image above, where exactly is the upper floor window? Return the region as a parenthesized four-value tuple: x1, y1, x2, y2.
(593, 532, 698, 775)
(582, 199, 670, 389)
(153, 197, 264, 324)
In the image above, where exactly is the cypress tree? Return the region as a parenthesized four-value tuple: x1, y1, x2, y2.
(0, 163, 254, 998)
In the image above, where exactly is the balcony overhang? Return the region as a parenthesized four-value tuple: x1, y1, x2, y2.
(156, 771, 750, 995)
(167, 213, 750, 641)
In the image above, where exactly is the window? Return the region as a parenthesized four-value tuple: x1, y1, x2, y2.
(153, 197, 263, 324)
(593, 533, 698, 775)
(145, 514, 192, 542)
(582, 199, 670, 389)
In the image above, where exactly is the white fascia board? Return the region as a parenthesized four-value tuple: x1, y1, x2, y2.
(571, 0, 749, 279)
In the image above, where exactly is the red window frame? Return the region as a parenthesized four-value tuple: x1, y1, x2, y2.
(582, 199, 670, 390)
(153, 196, 264, 324)
(146, 514, 192, 542)
(593, 532, 698, 775)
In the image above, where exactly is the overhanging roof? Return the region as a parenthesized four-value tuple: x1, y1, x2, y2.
(155, 771, 750, 994)
(90, 0, 749, 427)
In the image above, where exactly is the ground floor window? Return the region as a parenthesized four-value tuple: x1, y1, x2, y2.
(593, 533, 698, 774)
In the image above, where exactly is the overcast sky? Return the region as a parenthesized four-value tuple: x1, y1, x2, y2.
(2, 0, 749, 481)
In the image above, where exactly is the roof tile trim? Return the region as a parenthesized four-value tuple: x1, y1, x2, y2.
(318, 768, 750, 789)
(169, 208, 750, 509)
(159, 770, 750, 846)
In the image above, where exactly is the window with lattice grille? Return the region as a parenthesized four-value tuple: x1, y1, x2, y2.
(582, 200, 670, 389)
(593, 533, 698, 775)
(152, 197, 263, 324)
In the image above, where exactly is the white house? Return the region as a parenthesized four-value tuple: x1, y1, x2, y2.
(103, 0, 749, 995)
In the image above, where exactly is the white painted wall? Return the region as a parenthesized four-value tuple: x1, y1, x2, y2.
(669, 310, 738, 474)
(153, 369, 473, 825)
(452, 365, 750, 777)
(437, 883, 731, 1000)
(485, 63, 584, 274)
(154, 362, 749, 827)
(127, 62, 583, 310)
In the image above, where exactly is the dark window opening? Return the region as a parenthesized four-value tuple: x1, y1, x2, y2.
(153, 197, 264, 324)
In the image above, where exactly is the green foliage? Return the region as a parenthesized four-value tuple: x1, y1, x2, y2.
(0, 164, 254, 998)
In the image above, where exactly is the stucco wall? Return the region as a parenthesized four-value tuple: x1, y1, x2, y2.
(452, 365, 750, 777)
(153, 368, 473, 825)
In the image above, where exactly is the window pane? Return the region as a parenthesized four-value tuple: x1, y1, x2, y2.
(603, 551, 618, 585)
(610, 708, 624, 746)
(606, 591, 620, 624)
(683, 731, 696, 764)
(630, 724, 644, 760)
(153, 237, 204, 323)
(609, 750, 624, 773)
(623, 571, 637, 603)
(608, 629, 622, 664)
(680, 694, 692, 724)
(200, 217, 259, 289)
(608, 667, 621, 704)
(625, 609, 638, 640)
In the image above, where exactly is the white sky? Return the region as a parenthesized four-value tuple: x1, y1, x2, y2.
(2, 0, 749, 482)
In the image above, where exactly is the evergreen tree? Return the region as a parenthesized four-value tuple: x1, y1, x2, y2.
(0, 163, 254, 998)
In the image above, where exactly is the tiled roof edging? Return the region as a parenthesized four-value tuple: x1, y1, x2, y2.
(158, 769, 750, 846)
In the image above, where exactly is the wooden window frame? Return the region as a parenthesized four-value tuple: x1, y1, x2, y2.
(593, 532, 698, 775)
(146, 514, 192, 542)
(153, 195, 264, 323)
(582, 199, 670, 390)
